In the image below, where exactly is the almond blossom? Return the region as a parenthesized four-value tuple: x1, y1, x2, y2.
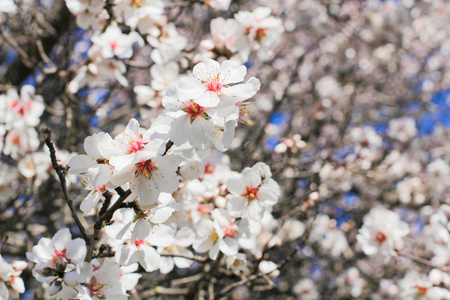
(26, 229, 87, 295)
(91, 26, 143, 59)
(234, 7, 284, 59)
(356, 207, 410, 260)
(65, 0, 104, 29)
(99, 118, 166, 171)
(68, 132, 115, 188)
(1, 85, 45, 129)
(178, 59, 258, 108)
(111, 152, 181, 206)
(226, 163, 280, 220)
(113, 0, 164, 30)
(76, 258, 136, 299)
(0, 255, 27, 300)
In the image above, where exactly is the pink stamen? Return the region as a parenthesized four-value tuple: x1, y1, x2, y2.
(134, 239, 145, 247)
(128, 139, 144, 153)
(224, 226, 236, 237)
(134, 159, 158, 179)
(197, 204, 209, 215)
(206, 78, 222, 93)
(52, 250, 67, 264)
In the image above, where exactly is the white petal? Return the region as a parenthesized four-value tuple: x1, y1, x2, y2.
(148, 225, 175, 247)
(68, 155, 95, 174)
(132, 219, 151, 242)
(66, 238, 87, 263)
(218, 60, 246, 84)
(52, 228, 72, 251)
(220, 237, 238, 256)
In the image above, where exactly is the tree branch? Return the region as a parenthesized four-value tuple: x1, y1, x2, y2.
(42, 128, 90, 243)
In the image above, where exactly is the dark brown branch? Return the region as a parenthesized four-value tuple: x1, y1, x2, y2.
(42, 128, 90, 243)
(85, 187, 132, 261)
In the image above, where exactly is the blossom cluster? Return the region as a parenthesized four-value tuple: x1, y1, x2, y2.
(22, 58, 284, 299)
(1, 0, 450, 299)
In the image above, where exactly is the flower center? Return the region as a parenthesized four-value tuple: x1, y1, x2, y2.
(255, 28, 267, 42)
(128, 139, 145, 154)
(52, 250, 67, 264)
(94, 185, 107, 193)
(416, 286, 427, 295)
(182, 101, 208, 123)
(89, 277, 106, 299)
(209, 231, 219, 243)
(204, 164, 215, 174)
(243, 187, 259, 201)
(110, 41, 118, 51)
(10, 134, 20, 145)
(206, 77, 222, 93)
(134, 239, 145, 247)
(375, 231, 387, 244)
(197, 204, 210, 215)
(134, 159, 158, 179)
(224, 226, 236, 237)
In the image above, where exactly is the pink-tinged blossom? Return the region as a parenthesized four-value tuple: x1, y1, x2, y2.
(26, 228, 87, 295)
(65, 0, 104, 29)
(99, 118, 166, 172)
(147, 22, 187, 65)
(106, 207, 174, 272)
(0, 255, 27, 300)
(69, 132, 115, 188)
(212, 208, 250, 253)
(76, 258, 132, 300)
(356, 207, 409, 260)
(226, 163, 280, 220)
(399, 270, 450, 300)
(389, 117, 417, 142)
(234, 7, 284, 59)
(3, 127, 40, 159)
(113, 0, 164, 30)
(162, 86, 216, 150)
(91, 26, 143, 59)
(192, 208, 246, 259)
(67, 45, 129, 93)
(111, 152, 181, 206)
(199, 17, 249, 63)
(1, 85, 45, 129)
(178, 59, 255, 108)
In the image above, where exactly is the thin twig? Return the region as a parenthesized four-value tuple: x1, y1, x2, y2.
(0, 28, 34, 68)
(160, 252, 207, 262)
(396, 250, 450, 273)
(42, 128, 90, 243)
(36, 39, 58, 74)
